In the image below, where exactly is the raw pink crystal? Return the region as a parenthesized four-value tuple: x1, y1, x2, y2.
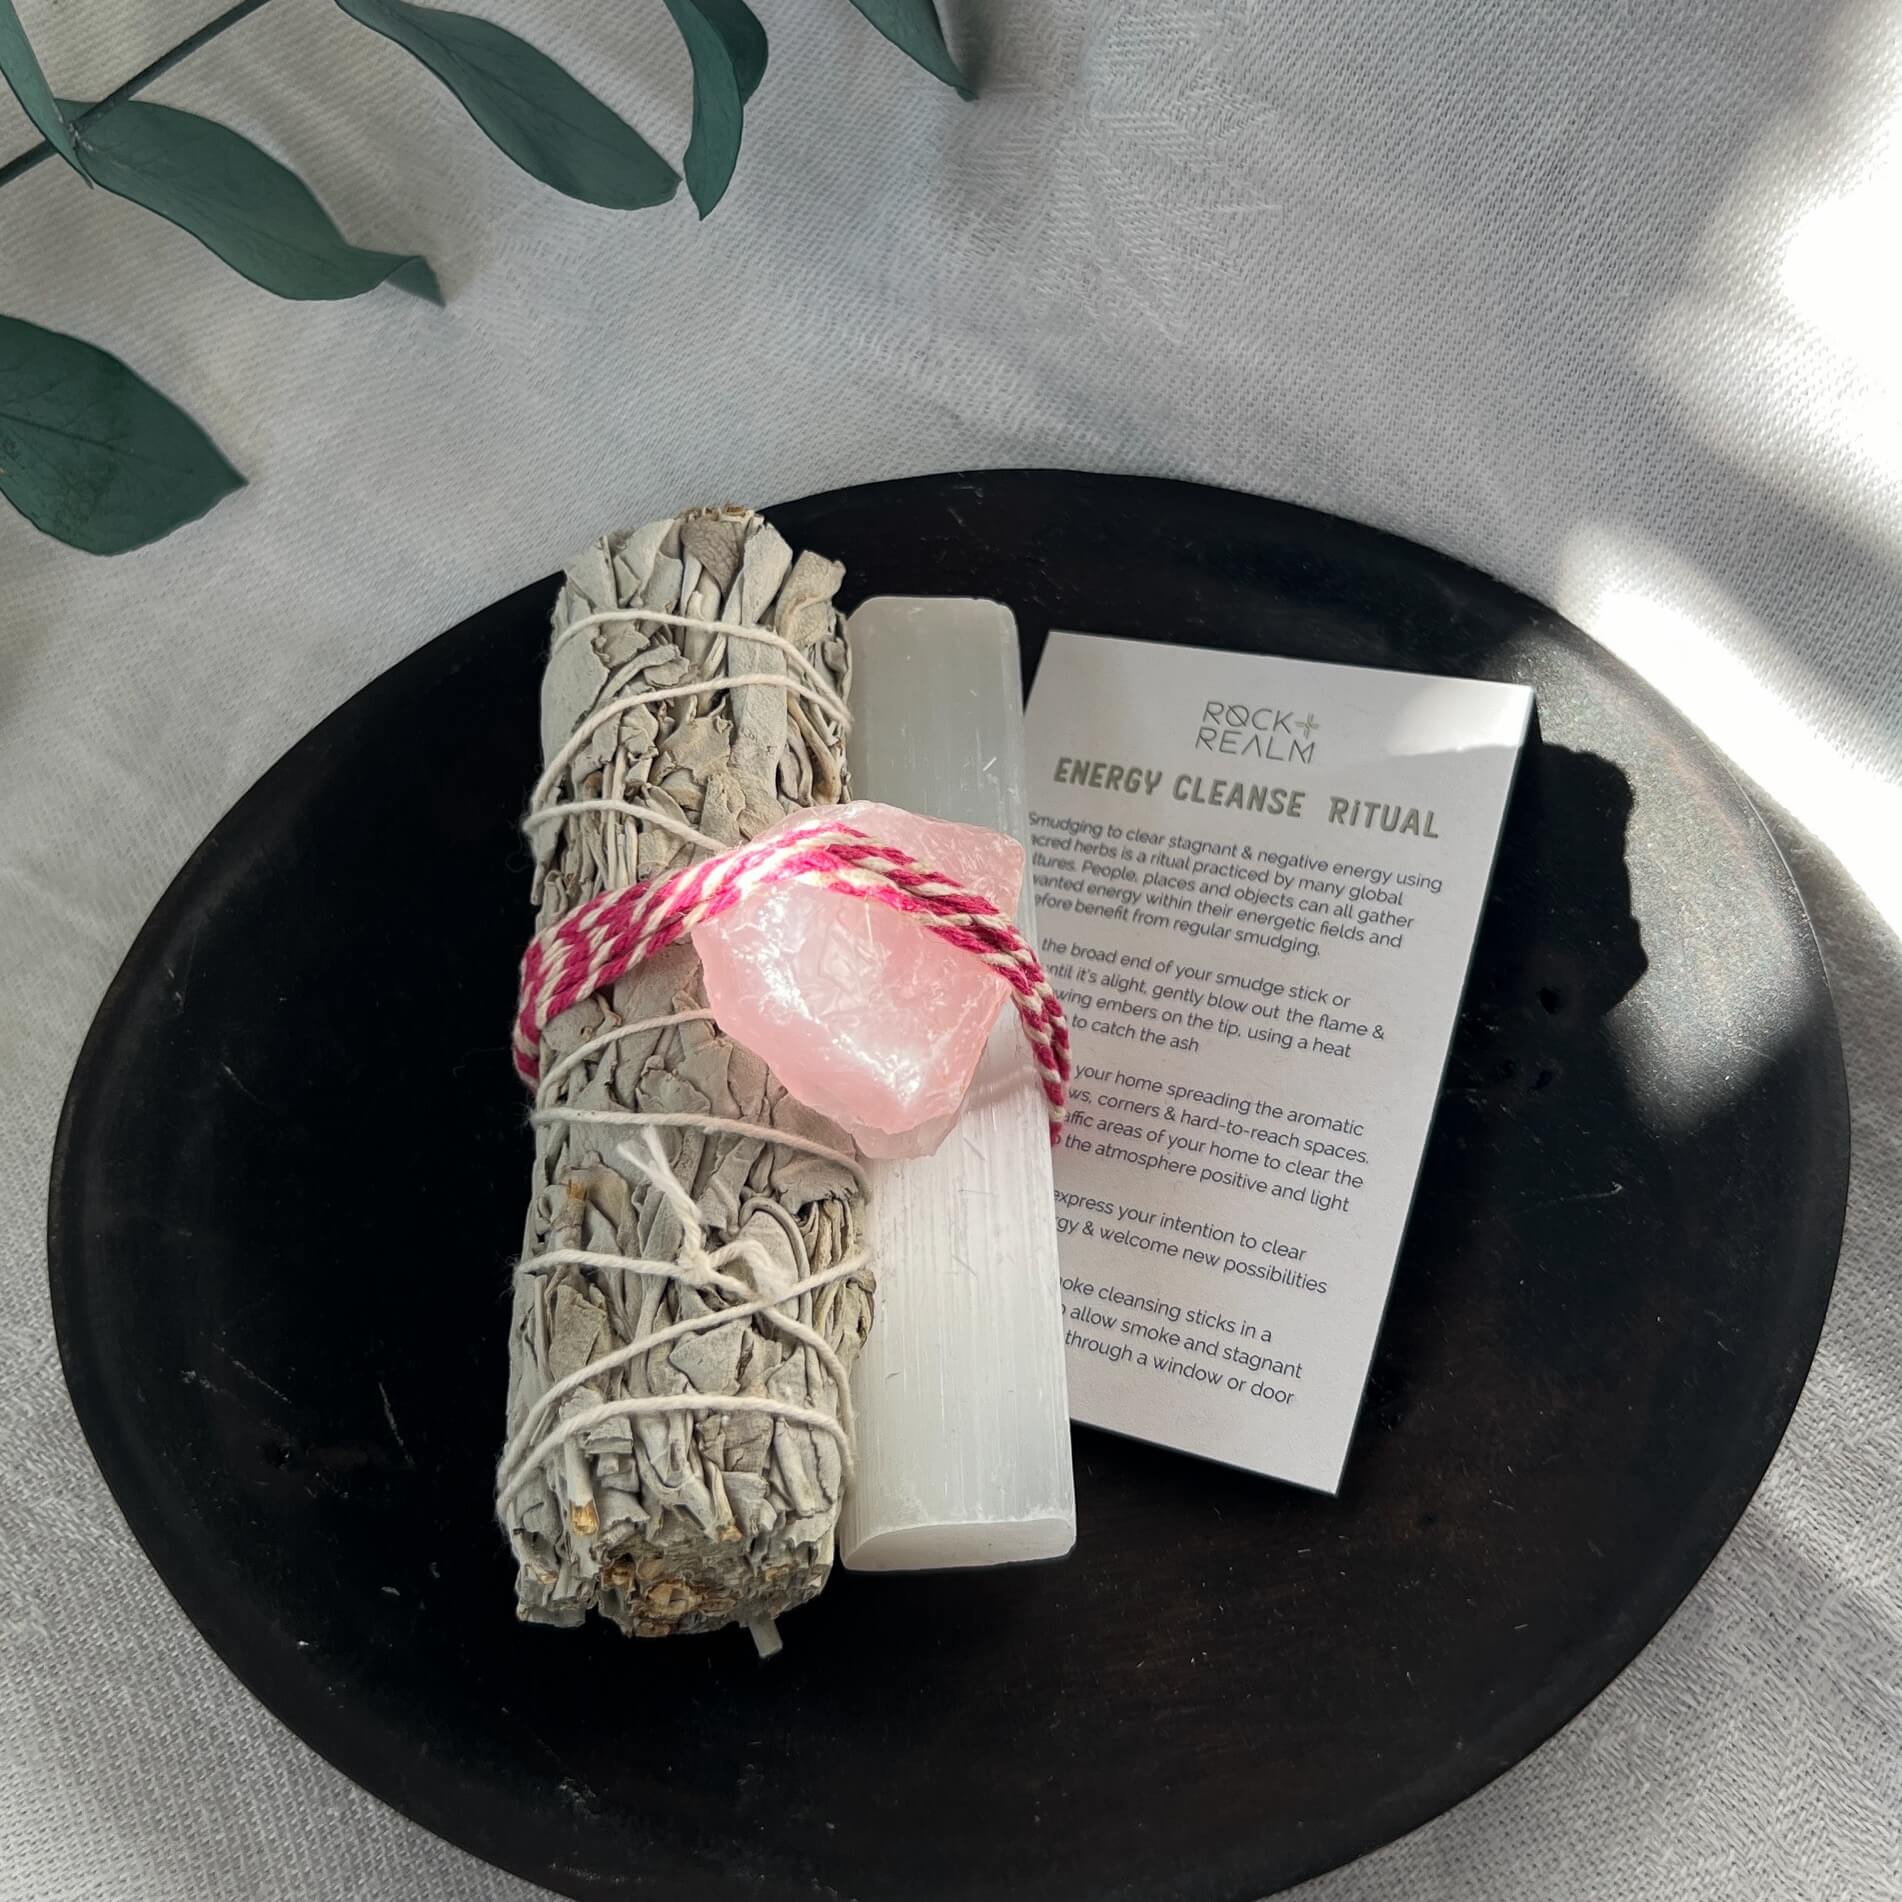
(694, 800, 1023, 1159)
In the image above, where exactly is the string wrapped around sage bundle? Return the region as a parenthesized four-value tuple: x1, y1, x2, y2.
(496, 506, 873, 1646)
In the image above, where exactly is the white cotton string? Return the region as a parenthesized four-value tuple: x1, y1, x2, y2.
(530, 608, 852, 855)
(533, 1008, 717, 1102)
(504, 1395, 850, 1514)
(495, 1254, 866, 1514)
(549, 606, 854, 725)
(611, 1131, 860, 1446)
(735, 1192, 816, 1275)
(500, 1245, 859, 1456)
(522, 797, 726, 855)
(525, 608, 854, 912)
(530, 1105, 872, 1192)
(527, 667, 853, 817)
(499, 1126, 866, 1526)
(625, 1120, 717, 1231)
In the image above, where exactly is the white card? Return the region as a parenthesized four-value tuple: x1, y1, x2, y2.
(1026, 630, 1532, 1492)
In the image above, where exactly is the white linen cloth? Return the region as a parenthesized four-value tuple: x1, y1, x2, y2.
(2, 2, 1897, 1896)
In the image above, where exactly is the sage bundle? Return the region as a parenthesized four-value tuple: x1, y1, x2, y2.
(496, 506, 873, 1645)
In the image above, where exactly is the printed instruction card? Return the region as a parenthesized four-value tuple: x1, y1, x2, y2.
(1026, 631, 1533, 1492)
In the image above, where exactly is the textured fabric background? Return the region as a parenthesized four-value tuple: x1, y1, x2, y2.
(3, 2, 1898, 1897)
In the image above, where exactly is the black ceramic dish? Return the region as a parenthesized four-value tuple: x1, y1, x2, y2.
(50, 473, 1846, 1901)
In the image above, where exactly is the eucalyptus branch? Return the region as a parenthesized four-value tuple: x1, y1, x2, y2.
(0, 0, 277, 193)
(0, 0, 971, 553)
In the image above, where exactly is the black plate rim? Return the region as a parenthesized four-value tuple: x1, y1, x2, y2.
(48, 469, 1850, 1900)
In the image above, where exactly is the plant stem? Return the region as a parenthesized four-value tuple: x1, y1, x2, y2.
(0, 0, 279, 191)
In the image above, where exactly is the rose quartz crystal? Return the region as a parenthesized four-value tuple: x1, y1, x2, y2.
(694, 800, 1024, 1159)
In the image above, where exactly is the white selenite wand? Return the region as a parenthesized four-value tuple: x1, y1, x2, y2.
(838, 597, 1078, 1570)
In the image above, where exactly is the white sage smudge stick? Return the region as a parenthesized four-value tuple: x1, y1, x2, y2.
(499, 506, 873, 1643)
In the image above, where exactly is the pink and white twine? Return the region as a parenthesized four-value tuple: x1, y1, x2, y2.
(514, 818, 1072, 1144)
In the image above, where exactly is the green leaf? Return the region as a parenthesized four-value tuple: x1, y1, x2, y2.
(662, 0, 767, 217)
(336, 0, 677, 210)
(844, 0, 972, 98)
(0, 314, 243, 554)
(708, 0, 768, 98)
(387, 256, 442, 300)
(63, 98, 441, 304)
(0, 0, 83, 173)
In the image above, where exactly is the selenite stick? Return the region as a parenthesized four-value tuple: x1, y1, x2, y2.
(838, 597, 1077, 1570)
